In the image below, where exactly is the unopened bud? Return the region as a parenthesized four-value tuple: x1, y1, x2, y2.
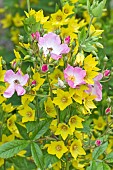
(41, 64, 48, 72)
(103, 70, 110, 77)
(64, 36, 70, 44)
(95, 139, 102, 146)
(103, 56, 108, 62)
(2, 59, 6, 65)
(26, 66, 31, 74)
(105, 107, 111, 114)
(31, 80, 37, 87)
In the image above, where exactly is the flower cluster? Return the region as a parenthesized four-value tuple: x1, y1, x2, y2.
(0, 0, 113, 170)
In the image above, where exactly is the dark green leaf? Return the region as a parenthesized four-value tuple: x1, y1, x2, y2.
(78, 27, 87, 43)
(0, 140, 29, 158)
(44, 153, 59, 169)
(92, 142, 108, 160)
(15, 123, 29, 140)
(31, 119, 51, 140)
(31, 142, 44, 170)
(25, 121, 38, 133)
(12, 156, 36, 170)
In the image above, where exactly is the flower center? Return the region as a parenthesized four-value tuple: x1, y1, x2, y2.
(56, 145, 62, 151)
(71, 118, 76, 124)
(26, 111, 32, 117)
(56, 15, 62, 21)
(68, 75, 75, 82)
(62, 125, 67, 131)
(14, 79, 20, 84)
(61, 97, 68, 103)
(64, 9, 69, 14)
(73, 144, 78, 151)
(98, 123, 102, 128)
(46, 106, 51, 113)
(47, 47, 53, 52)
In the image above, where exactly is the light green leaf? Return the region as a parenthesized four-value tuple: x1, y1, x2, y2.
(92, 142, 108, 160)
(31, 142, 44, 169)
(0, 140, 29, 159)
(97, 162, 111, 170)
(86, 161, 97, 170)
(92, 0, 106, 17)
(15, 123, 29, 140)
(104, 152, 113, 163)
(44, 153, 59, 169)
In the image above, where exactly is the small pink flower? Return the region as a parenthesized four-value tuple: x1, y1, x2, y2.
(105, 107, 111, 114)
(64, 65, 86, 88)
(31, 80, 37, 86)
(64, 36, 70, 44)
(31, 31, 40, 41)
(38, 32, 70, 60)
(95, 139, 102, 146)
(41, 64, 48, 72)
(103, 70, 110, 77)
(3, 69, 29, 98)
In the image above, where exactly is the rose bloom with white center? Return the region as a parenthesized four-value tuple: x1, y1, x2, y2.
(3, 69, 29, 98)
(38, 32, 70, 60)
(64, 65, 86, 88)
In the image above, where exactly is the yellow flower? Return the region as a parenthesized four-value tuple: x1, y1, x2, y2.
(0, 67, 5, 82)
(13, 13, 24, 27)
(32, 72, 45, 91)
(52, 161, 61, 170)
(93, 117, 106, 131)
(35, 10, 49, 24)
(46, 141, 68, 159)
(70, 139, 86, 159)
(51, 10, 68, 26)
(55, 123, 72, 140)
(0, 95, 6, 104)
(62, 3, 74, 16)
(49, 119, 58, 133)
(7, 166, 14, 170)
(17, 150, 27, 157)
(0, 14, 12, 28)
(45, 97, 57, 118)
(83, 94, 97, 113)
(0, 158, 4, 167)
(2, 103, 15, 113)
(50, 68, 64, 84)
(70, 0, 78, 3)
(69, 115, 84, 132)
(90, 25, 104, 37)
(18, 105, 35, 123)
(10, 28, 20, 44)
(0, 134, 14, 145)
(7, 114, 21, 138)
(72, 159, 85, 169)
(53, 89, 72, 110)
(75, 53, 84, 66)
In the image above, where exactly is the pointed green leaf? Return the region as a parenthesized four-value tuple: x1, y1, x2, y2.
(0, 140, 29, 159)
(31, 142, 44, 170)
(31, 119, 51, 140)
(92, 142, 108, 160)
(15, 122, 29, 140)
(86, 161, 97, 170)
(44, 153, 59, 169)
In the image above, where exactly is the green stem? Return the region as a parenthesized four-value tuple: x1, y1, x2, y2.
(27, 0, 30, 12)
(66, 161, 69, 170)
(4, 159, 6, 170)
(35, 96, 39, 121)
(86, 15, 94, 38)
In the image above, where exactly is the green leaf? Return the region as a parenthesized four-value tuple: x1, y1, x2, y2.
(104, 152, 113, 163)
(12, 156, 36, 170)
(86, 161, 97, 170)
(31, 142, 44, 170)
(87, 0, 91, 14)
(82, 42, 97, 52)
(92, 142, 108, 160)
(0, 140, 29, 159)
(97, 162, 111, 170)
(78, 27, 87, 43)
(31, 119, 51, 140)
(92, 0, 106, 17)
(44, 153, 59, 169)
(15, 123, 29, 140)
(0, 82, 5, 87)
(25, 121, 39, 133)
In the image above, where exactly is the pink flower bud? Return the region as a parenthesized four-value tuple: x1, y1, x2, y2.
(103, 70, 110, 77)
(11, 61, 17, 69)
(64, 36, 70, 44)
(41, 64, 48, 72)
(31, 31, 40, 41)
(105, 107, 111, 114)
(95, 139, 102, 146)
(31, 80, 37, 86)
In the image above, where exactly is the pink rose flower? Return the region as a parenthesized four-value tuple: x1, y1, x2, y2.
(38, 32, 70, 60)
(64, 65, 86, 88)
(86, 73, 103, 101)
(41, 64, 48, 72)
(3, 69, 29, 98)
(64, 36, 70, 44)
